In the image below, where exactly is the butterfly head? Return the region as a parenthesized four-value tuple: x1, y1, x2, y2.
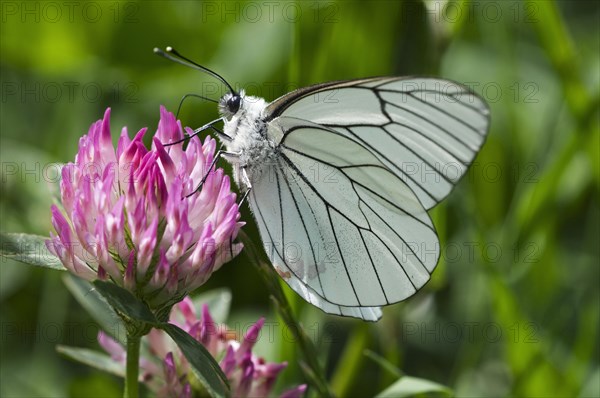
(219, 91, 244, 120)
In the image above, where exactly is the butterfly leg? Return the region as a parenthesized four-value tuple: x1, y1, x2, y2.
(209, 125, 233, 142)
(164, 117, 224, 147)
(185, 149, 241, 198)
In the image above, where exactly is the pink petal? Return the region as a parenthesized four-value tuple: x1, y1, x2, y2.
(116, 126, 131, 160)
(98, 331, 125, 362)
(279, 384, 307, 398)
(237, 318, 265, 359)
(177, 297, 197, 325)
(154, 137, 177, 184)
(99, 108, 117, 164)
(137, 216, 158, 275)
(60, 165, 76, 215)
(220, 345, 236, 376)
(200, 304, 217, 347)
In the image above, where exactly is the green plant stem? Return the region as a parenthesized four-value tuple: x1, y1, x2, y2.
(124, 333, 141, 398)
(238, 231, 334, 398)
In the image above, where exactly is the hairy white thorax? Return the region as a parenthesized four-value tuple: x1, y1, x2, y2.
(220, 91, 278, 186)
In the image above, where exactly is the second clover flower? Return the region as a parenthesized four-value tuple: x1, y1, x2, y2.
(98, 298, 307, 398)
(47, 107, 244, 312)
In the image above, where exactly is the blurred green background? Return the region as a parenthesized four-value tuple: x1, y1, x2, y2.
(1, 0, 598, 397)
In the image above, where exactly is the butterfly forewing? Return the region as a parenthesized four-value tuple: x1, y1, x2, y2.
(266, 77, 490, 210)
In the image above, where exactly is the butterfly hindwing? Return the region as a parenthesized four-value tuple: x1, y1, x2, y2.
(246, 116, 440, 321)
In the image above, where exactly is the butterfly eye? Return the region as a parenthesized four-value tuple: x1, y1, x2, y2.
(227, 95, 241, 114)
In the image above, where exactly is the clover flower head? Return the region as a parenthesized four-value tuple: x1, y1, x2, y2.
(47, 107, 243, 310)
(99, 298, 306, 398)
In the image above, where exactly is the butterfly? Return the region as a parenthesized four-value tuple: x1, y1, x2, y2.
(155, 47, 490, 321)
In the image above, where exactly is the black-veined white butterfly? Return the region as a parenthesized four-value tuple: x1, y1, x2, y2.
(155, 47, 490, 321)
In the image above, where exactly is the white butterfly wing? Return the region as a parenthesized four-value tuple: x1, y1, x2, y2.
(248, 117, 439, 321)
(265, 77, 490, 210)
(247, 77, 489, 320)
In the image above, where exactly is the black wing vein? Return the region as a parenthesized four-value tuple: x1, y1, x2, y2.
(279, 147, 436, 233)
(326, 207, 361, 305)
(358, 192, 433, 277)
(276, 159, 326, 299)
(405, 92, 484, 136)
(340, 125, 453, 201)
(378, 88, 488, 115)
(384, 99, 475, 152)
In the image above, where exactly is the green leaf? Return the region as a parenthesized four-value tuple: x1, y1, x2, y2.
(160, 323, 229, 398)
(0, 232, 64, 270)
(376, 376, 453, 398)
(57, 345, 125, 378)
(191, 288, 232, 324)
(92, 280, 156, 325)
(64, 275, 126, 344)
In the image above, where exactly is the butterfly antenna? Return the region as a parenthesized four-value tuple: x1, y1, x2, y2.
(153, 46, 236, 95)
(176, 93, 218, 119)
